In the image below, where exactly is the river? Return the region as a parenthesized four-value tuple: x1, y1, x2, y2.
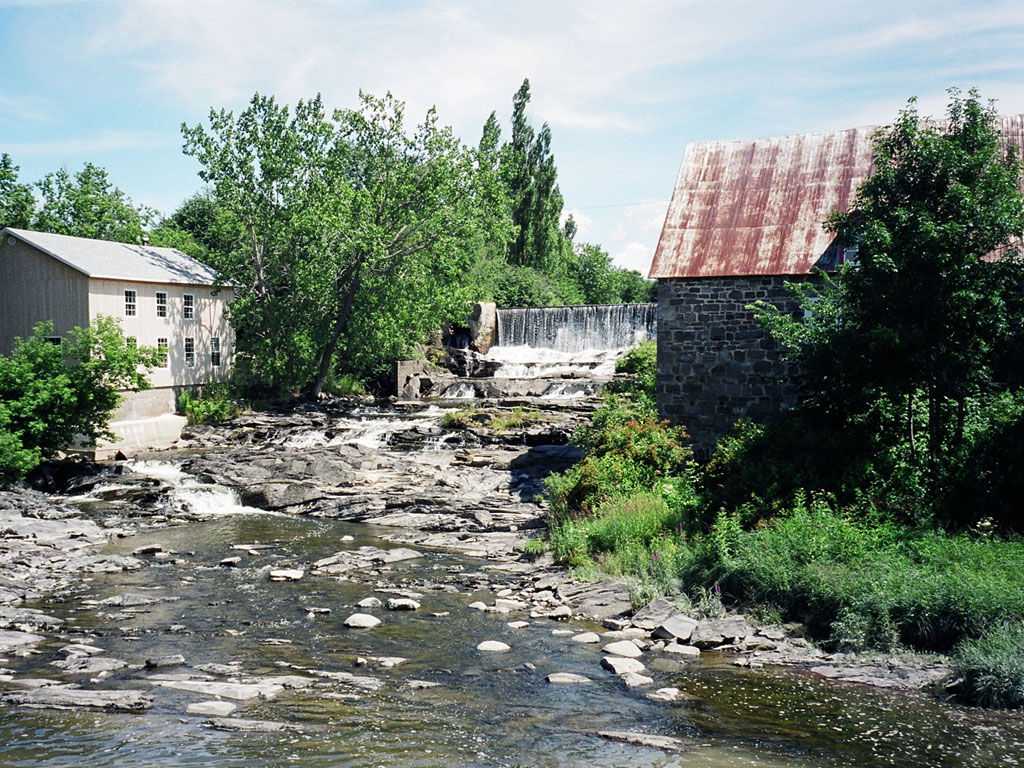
(1, 403, 1023, 767)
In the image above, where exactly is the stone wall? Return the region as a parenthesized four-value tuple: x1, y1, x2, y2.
(656, 275, 810, 455)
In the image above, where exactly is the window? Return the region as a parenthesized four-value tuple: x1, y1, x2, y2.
(124, 290, 137, 316)
(156, 292, 167, 318)
(157, 338, 168, 368)
(183, 294, 195, 319)
(211, 337, 221, 367)
(184, 337, 195, 368)
(44, 336, 62, 346)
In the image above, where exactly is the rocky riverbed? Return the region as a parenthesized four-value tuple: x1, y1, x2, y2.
(0, 399, 1020, 767)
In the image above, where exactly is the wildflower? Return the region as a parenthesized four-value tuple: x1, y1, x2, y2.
(714, 582, 721, 595)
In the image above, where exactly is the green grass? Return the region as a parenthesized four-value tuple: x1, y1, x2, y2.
(955, 622, 1024, 708)
(323, 373, 366, 397)
(441, 407, 480, 429)
(489, 406, 546, 434)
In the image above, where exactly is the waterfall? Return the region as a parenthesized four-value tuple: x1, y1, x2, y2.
(495, 303, 656, 353)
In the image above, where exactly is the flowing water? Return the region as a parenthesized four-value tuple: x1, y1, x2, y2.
(495, 304, 655, 354)
(3, 405, 1024, 766)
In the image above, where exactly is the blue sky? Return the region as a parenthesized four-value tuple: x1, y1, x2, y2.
(3, 0, 1024, 275)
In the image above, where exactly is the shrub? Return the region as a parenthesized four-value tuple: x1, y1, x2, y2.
(546, 409, 695, 522)
(178, 383, 241, 425)
(0, 318, 159, 479)
(955, 623, 1024, 708)
(323, 373, 366, 397)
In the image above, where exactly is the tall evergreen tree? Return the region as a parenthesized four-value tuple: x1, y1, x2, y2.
(0, 154, 35, 230)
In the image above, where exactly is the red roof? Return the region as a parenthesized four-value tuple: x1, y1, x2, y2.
(650, 116, 1024, 279)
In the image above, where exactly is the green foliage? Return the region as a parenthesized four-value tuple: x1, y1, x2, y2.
(441, 406, 480, 430)
(755, 90, 1024, 472)
(489, 406, 544, 434)
(955, 622, 1024, 708)
(183, 91, 481, 395)
(0, 153, 35, 230)
(177, 383, 241, 425)
(606, 340, 657, 409)
(322, 374, 366, 397)
(679, 497, 1024, 653)
(466, 81, 656, 309)
(0, 318, 159, 478)
(521, 538, 548, 559)
(546, 400, 695, 522)
(33, 163, 154, 243)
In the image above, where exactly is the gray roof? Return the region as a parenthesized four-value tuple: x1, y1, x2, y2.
(3, 228, 223, 286)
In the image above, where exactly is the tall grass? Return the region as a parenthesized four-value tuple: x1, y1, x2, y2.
(955, 623, 1024, 708)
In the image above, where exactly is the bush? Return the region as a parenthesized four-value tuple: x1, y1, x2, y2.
(323, 373, 366, 397)
(177, 383, 241, 425)
(0, 318, 159, 479)
(955, 622, 1024, 708)
(546, 407, 695, 522)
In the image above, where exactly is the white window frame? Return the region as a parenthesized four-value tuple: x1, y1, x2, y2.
(183, 293, 195, 320)
(156, 291, 167, 318)
(211, 337, 221, 368)
(184, 337, 195, 368)
(157, 338, 169, 368)
(124, 289, 137, 317)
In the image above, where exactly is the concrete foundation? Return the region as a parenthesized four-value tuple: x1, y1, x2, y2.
(87, 388, 186, 459)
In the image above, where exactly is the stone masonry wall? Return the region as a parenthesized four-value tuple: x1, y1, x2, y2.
(657, 276, 810, 456)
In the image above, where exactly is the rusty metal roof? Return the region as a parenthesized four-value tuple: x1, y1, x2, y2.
(650, 116, 1024, 279)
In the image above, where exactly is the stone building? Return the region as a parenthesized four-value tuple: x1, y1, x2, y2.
(650, 117, 1024, 454)
(0, 227, 234, 455)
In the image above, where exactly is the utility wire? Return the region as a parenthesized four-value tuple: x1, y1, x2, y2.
(569, 199, 670, 211)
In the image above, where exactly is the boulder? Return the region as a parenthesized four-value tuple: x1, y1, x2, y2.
(652, 614, 698, 642)
(344, 613, 381, 629)
(602, 640, 643, 658)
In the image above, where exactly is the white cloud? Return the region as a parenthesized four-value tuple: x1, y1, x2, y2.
(613, 242, 653, 274)
(4, 130, 176, 156)
(0, 92, 52, 123)
(610, 200, 669, 243)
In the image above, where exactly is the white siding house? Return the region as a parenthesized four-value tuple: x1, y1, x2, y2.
(0, 227, 235, 456)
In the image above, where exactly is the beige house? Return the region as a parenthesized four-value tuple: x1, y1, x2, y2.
(0, 227, 234, 455)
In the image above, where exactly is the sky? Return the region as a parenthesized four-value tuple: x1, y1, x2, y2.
(3, 1, 1024, 276)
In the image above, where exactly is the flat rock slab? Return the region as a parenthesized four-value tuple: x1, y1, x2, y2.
(546, 672, 592, 684)
(597, 730, 687, 752)
(663, 644, 700, 657)
(632, 597, 689, 630)
(2, 687, 153, 712)
(344, 613, 381, 629)
(601, 656, 645, 676)
(692, 616, 750, 648)
(205, 717, 290, 733)
(269, 569, 304, 581)
(653, 615, 698, 642)
(187, 700, 237, 717)
(603, 640, 643, 658)
(476, 641, 510, 652)
(0, 631, 46, 653)
(507, 621, 530, 629)
(557, 579, 631, 620)
(146, 655, 186, 669)
(571, 632, 601, 644)
(52, 656, 127, 675)
(152, 679, 284, 701)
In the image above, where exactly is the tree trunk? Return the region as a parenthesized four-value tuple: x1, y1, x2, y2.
(307, 270, 362, 399)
